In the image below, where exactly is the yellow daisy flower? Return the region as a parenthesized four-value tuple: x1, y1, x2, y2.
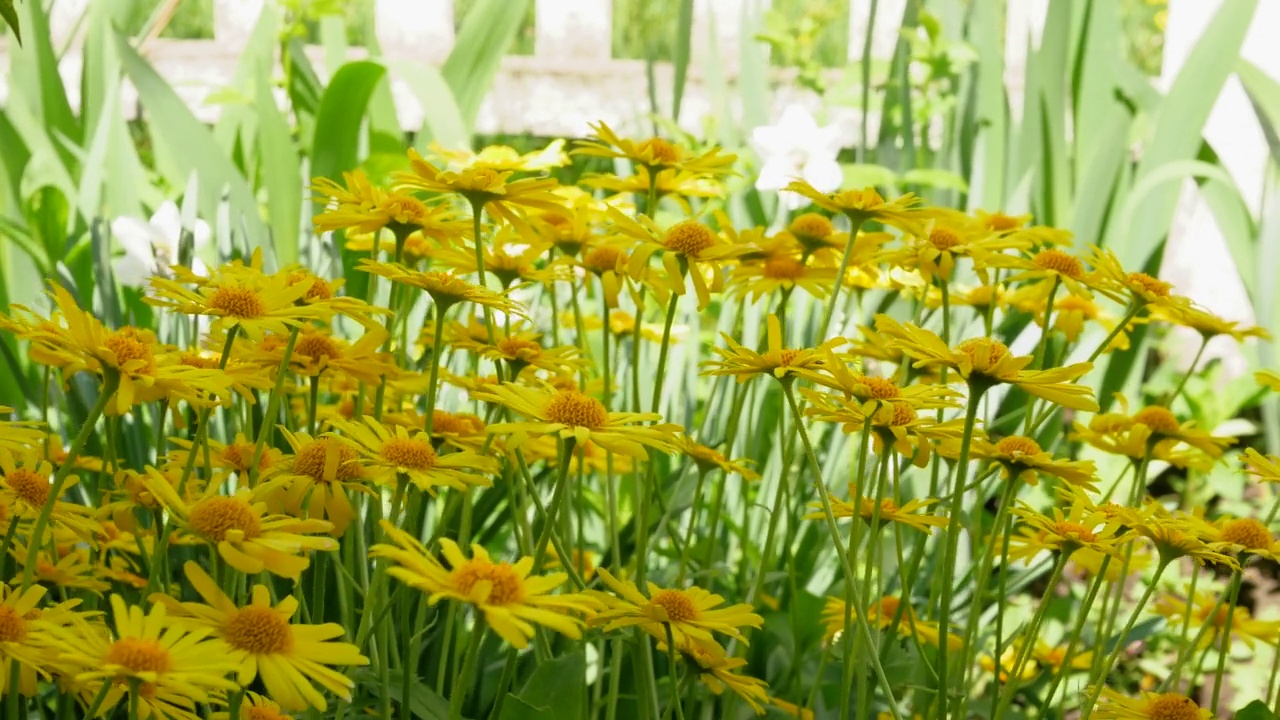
(1093, 689, 1212, 720)
(977, 246, 1098, 298)
(673, 638, 771, 713)
(727, 254, 840, 302)
(1008, 495, 1132, 563)
(874, 314, 1099, 410)
(802, 393, 972, 466)
(0, 448, 98, 535)
(430, 138, 570, 172)
(673, 436, 760, 480)
(446, 322, 589, 379)
(1152, 304, 1270, 342)
(880, 213, 1031, 280)
(142, 469, 338, 579)
(581, 166, 726, 210)
(974, 209, 1032, 233)
(1087, 246, 1193, 312)
(609, 210, 751, 310)
(1258, 370, 1280, 392)
(702, 314, 842, 384)
(1211, 516, 1280, 562)
(1152, 590, 1280, 649)
(956, 435, 1099, 489)
(573, 121, 736, 178)
(0, 584, 83, 697)
(154, 562, 367, 711)
(821, 596, 960, 650)
(781, 182, 931, 235)
(211, 692, 294, 720)
(0, 408, 44, 454)
(589, 568, 763, 646)
(979, 647, 1039, 683)
(807, 484, 947, 534)
(478, 383, 681, 458)
(356, 259, 526, 314)
(1243, 447, 1280, 483)
(274, 429, 373, 536)
(330, 417, 496, 495)
(369, 521, 598, 649)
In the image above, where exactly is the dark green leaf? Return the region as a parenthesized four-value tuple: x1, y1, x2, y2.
(671, 0, 694, 121)
(1238, 699, 1279, 720)
(1, 0, 19, 45)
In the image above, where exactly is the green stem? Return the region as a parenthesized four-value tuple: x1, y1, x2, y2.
(1040, 556, 1112, 708)
(22, 368, 119, 590)
(1210, 567, 1245, 714)
(1079, 559, 1172, 720)
(650, 291, 680, 415)
(128, 678, 140, 720)
(531, 437, 577, 572)
(1170, 335, 1209, 402)
(816, 214, 869, 342)
(308, 374, 320, 435)
(424, 302, 447, 436)
(991, 554, 1069, 720)
(663, 623, 687, 720)
(250, 326, 300, 476)
(448, 618, 486, 720)
(1087, 302, 1142, 363)
(1023, 275, 1061, 434)
(1166, 563, 1201, 691)
(5, 659, 21, 720)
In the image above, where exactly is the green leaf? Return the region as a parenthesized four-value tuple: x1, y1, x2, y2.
(1238, 59, 1280, 165)
(115, 31, 267, 252)
(1, 0, 20, 45)
(443, 0, 533, 131)
(671, 0, 694, 122)
(902, 168, 969, 192)
(1236, 700, 1277, 720)
(256, 74, 303, 266)
(842, 163, 899, 188)
(498, 696, 553, 720)
(508, 649, 586, 718)
(396, 61, 468, 152)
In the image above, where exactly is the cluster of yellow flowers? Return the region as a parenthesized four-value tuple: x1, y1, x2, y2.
(0, 121, 1275, 720)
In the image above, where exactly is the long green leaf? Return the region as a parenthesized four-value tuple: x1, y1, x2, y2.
(1109, 0, 1258, 269)
(397, 61, 468, 152)
(257, 75, 303, 266)
(1, 0, 20, 45)
(671, 0, 695, 122)
(442, 0, 533, 131)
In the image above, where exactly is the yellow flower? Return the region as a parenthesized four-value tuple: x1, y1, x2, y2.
(880, 214, 1031, 280)
(271, 429, 374, 536)
(446, 322, 589, 379)
(979, 646, 1038, 683)
(1093, 689, 1212, 720)
(821, 596, 960, 649)
(331, 417, 496, 495)
(978, 246, 1100, 299)
(0, 448, 98, 535)
(1243, 447, 1280, 483)
(0, 408, 44, 455)
(1152, 589, 1280, 649)
(211, 692, 294, 720)
(1008, 494, 1131, 563)
(703, 314, 842, 384)
(394, 149, 568, 237)
(589, 568, 763, 646)
(768, 695, 815, 720)
(369, 521, 598, 648)
(10, 544, 110, 593)
(610, 211, 750, 310)
(357, 259, 526, 314)
(1071, 545, 1152, 582)
(674, 638, 771, 713)
(802, 393, 972, 467)
(153, 562, 367, 711)
(727, 254, 840, 302)
(1129, 506, 1237, 569)
(311, 175, 439, 238)
(1211, 516, 1280, 562)
(255, 327, 395, 385)
(141, 469, 338, 579)
(0, 584, 82, 697)
(874, 314, 1099, 410)
(1152, 304, 1270, 342)
(674, 436, 760, 480)
(147, 256, 335, 342)
(974, 209, 1032, 233)
(1128, 405, 1235, 458)
(573, 121, 736, 178)
(478, 384, 680, 458)
(1087, 246, 1193, 312)
(808, 484, 947, 534)
(781, 182, 931, 235)
(1258, 370, 1280, 392)
(430, 138, 570, 172)
(956, 435, 1099, 490)
(54, 596, 238, 717)
(427, 231, 549, 288)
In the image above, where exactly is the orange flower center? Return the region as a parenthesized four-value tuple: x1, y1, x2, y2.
(188, 496, 261, 542)
(885, 401, 916, 427)
(220, 441, 268, 473)
(545, 391, 608, 430)
(1145, 694, 1204, 720)
(788, 213, 834, 242)
(295, 334, 342, 360)
(582, 246, 624, 274)
(1032, 249, 1085, 279)
(1220, 518, 1273, 551)
(1133, 406, 1180, 434)
(650, 590, 699, 623)
(105, 638, 172, 675)
(856, 376, 900, 400)
(383, 194, 428, 225)
(763, 256, 806, 281)
(225, 606, 294, 654)
(777, 348, 802, 365)
(995, 436, 1042, 458)
(381, 437, 438, 470)
(663, 221, 717, 257)
(292, 438, 361, 482)
(432, 410, 485, 436)
(0, 605, 29, 642)
(6, 467, 50, 507)
(1127, 272, 1173, 298)
(246, 706, 292, 720)
(287, 271, 334, 300)
(871, 596, 901, 621)
(209, 286, 267, 319)
(496, 337, 542, 360)
(638, 137, 680, 164)
(928, 228, 962, 251)
(1051, 521, 1097, 544)
(954, 338, 1010, 373)
(453, 560, 524, 605)
(103, 331, 156, 373)
(984, 213, 1022, 231)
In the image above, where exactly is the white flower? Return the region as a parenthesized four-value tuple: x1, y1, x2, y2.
(751, 105, 844, 211)
(111, 201, 210, 288)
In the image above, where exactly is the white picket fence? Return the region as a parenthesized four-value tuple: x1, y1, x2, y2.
(4, 0, 1057, 138)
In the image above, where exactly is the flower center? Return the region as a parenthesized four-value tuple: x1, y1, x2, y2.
(295, 334, 342, 361)
(105, 638, 172, 675)
(583, 246, 625, 274)
(886, 401, 916, 427)
(637, 137, 680, 164)
(496, 338, 542, 360)
(188, 496, 261, 542)
(6, 468, 50, 507)
(1146, 694, 1205, 720)
(871, 596, 901, 621)
(788, 213, 834, 242)
(209, 286, 267, 319)
(225, 606, 294, 654)
(103, 331, 156, 373)
(777, 348, 802, 365)
(220, 441, 267, 473)
(545, 391, 608, 429)
(431, 411, 484, 436)
(453, 560, 524, 605)
(381, 437, 438, 470)
(984, 213, 1023, 231)
(291, 438, 361, 482)
(1127, 272, 1172, 298)
(954, 338, 1010, 373)
(246, 707, 291, 720)
(996, 436, 1043, 458)
(1032, 249, 1085, 279)
(763, 256, 806, 281)
(856, 376, 900, 400)
(383, 194, 427, 226)
(663, 221, 717, 257)
(928, 228, 962, 251)
(1221, 518, 1273, 551)
(1052, 521, 1097, 544)
(1133, 407, 1180, 434)
(650, 590, 699, 623)
(0, 605, 29, 642)
(289, 272, 334, 301)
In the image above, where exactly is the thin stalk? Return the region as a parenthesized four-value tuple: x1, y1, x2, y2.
(663, 623, 687, 720)
(1209, 566, 1245, 714)
(816, 215, 869, 342)
(1166, 563, 1201, 690)
(424, 302, 448, 435)
(651, 291, 681, 414)
(531, 438, 578, 572)
(1041, 556, 1113, 707)
(1170, 335, 1209, 401)
(991, 554, 1069, 720)
(1087, 302, 1142, 363)
(250, 326, 300, 475)
(448, 618, 486, 720)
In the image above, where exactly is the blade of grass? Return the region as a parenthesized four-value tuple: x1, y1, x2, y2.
(442, 0, 533, 131)
(671, 0, 694, 123)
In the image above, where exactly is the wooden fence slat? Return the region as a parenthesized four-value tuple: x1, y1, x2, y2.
(534, 0, 611, 61)
(375, 0, 456, 62)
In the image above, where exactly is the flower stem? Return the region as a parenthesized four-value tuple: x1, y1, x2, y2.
(663, 623, 687, 720)
(449, 617, 486, 720)
(1170, 334, 1209, 402)
(531, 437, 577, 572)
(1079, 558, 1172, 720)
(1040, 555, 1112, 707)
(1087, 302, 1142, 363)
(817, 215, 869, 342)
(1210, 566, 1245, 714)
(650, 291, 680, 415)
(250, 326, 300, 475)
(22, 368, 119, 590)
(991, 553, 1068, 720)
(424, 302, 447, 436)
(1165, 563, 1201, 691)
